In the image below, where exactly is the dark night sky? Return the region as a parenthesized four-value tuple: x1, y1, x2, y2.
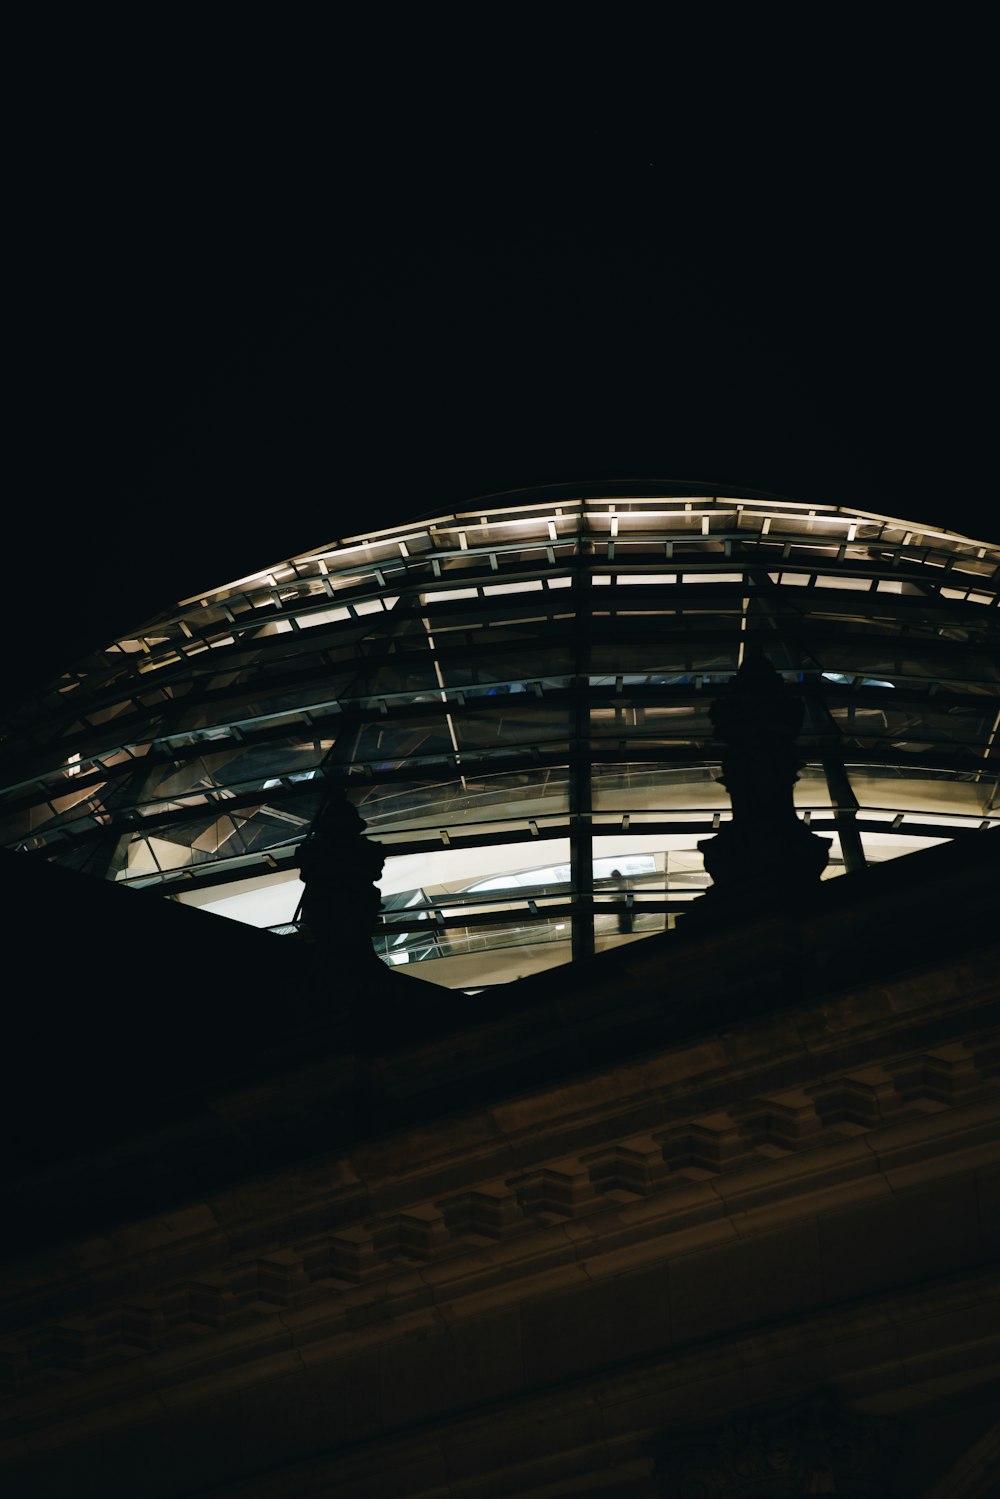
(8, 45, 994, 702)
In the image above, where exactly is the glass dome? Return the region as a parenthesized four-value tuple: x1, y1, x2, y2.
(2, 485, 998, 988)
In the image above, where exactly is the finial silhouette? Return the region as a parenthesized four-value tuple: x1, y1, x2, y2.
(695, 646, 829, 911)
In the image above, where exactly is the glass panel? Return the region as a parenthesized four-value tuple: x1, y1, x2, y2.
(595, 926, 668, 954)
(380, 838, 571, 902)
(591, 833, 709, 904)
(848, 766, 998, 822)
(859, 829, 950, 862)
(819, 831, 844, 878)
(175, 868, 303, 927)
(793, 766, 834, 810)
(376, 916, 574, 988)
(140, 740, 326, 802)
(341, 715, 455, 767)
(451, 704, 572, 752)
(349, 767, 571, 835)
(375, 840, 575, 987)
(591, 763, 727, 813)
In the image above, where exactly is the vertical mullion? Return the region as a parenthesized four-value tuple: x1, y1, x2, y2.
(822, 752, 867, 873)
(571, 516, 594, 963)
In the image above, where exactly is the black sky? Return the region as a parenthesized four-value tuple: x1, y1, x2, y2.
(8, 47, 994, 702)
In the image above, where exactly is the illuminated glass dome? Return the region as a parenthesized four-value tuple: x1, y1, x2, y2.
(2, 485, 998, 988)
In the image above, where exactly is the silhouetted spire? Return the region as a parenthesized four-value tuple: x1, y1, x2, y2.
(296, 787, 387, 977)
(695, 646, 830, 913)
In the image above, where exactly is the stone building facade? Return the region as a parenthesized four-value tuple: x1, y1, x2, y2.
(2, 824, 998, 1496)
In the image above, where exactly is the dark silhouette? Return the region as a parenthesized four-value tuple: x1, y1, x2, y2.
(696, 646, 830, 915)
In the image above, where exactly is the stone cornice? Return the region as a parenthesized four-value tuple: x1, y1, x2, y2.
(6, 934, 997, 1304)
(3, 959, 997, 1452)
(18, 1264, 994, 1499)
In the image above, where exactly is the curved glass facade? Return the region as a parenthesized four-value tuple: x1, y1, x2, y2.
(2, 486, 998, 988)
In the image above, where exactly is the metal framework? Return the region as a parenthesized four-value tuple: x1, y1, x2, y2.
(2, 485, 998, 988)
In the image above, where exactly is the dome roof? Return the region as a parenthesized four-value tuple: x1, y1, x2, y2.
(2, 487, 998, 988)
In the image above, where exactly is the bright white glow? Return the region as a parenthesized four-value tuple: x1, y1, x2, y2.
(816, 575, 871, 591)
(681, 573, 744, 584)
(860, 832, 950, 860)
(422, 588, 480, 604)
(175, 869, 303, 927)
(482, 580, 544, 596)
(299, 606, 351, 628)
(877, 580, 922, 595)
(465, 853, 656, 894)
(261, 770, 319, 789)
(466, 864, 570, 892)
(378, 840, 572, 898)
(619, 574, 677, 586)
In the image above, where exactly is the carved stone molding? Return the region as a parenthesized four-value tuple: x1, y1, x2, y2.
(652, 1395, 899, 1497)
